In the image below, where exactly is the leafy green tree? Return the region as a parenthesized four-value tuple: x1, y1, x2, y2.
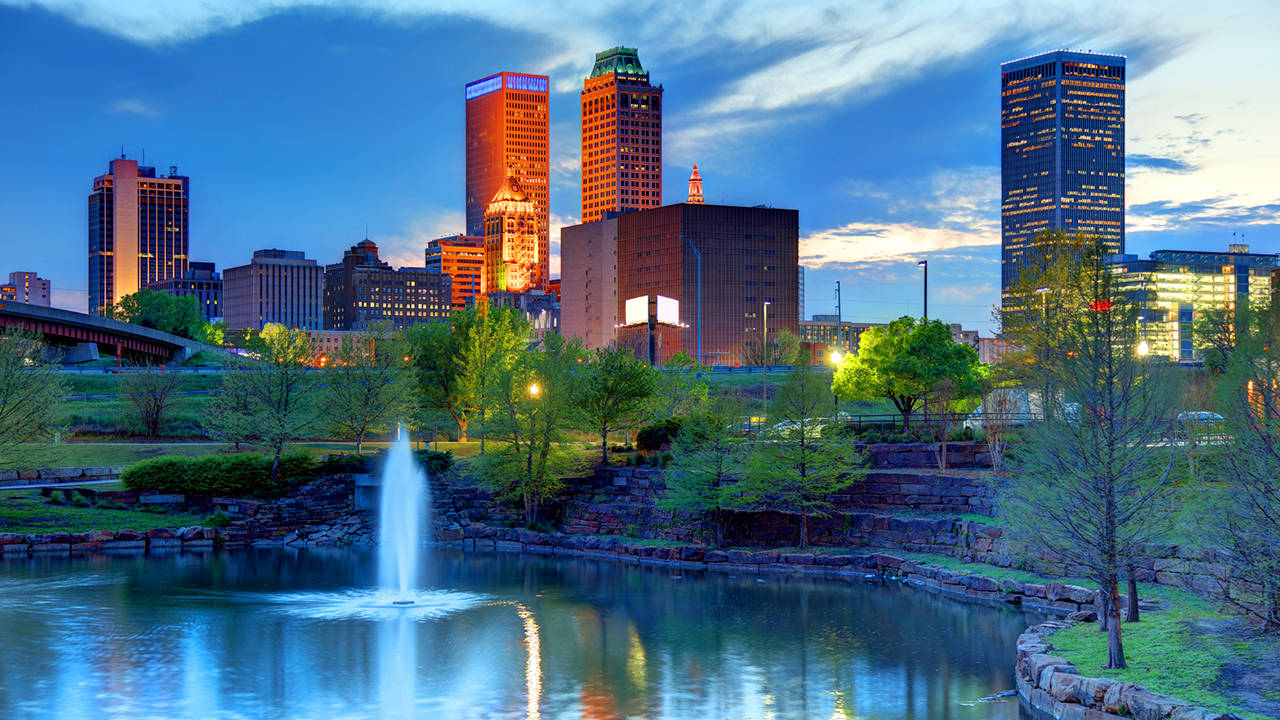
(406, 306, 528, 443)
(122, 366, 181, 438)
(1000, 237, 1180, 669)
(575, 345, 657, 463)
(324, 325, 414, 454)
(483, 333, 588, 525)
(738, 365, 865, 548)
(650, 351, 709, 420)
(832, 317, 982, 430)
(0, 329, 65, 467)
(106, 289, 207, 340)
(659, 398, 749, 547)
(206, 324, 318, 480)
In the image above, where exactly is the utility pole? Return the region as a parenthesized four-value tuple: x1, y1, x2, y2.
(918, 260, 928, 319)
(762, 300, 771, 422)
(836, 280, 843, 353)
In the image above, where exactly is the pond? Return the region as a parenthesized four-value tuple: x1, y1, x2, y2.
(0, 549, 1047, 719)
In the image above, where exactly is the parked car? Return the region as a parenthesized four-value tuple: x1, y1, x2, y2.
(764, 418, 829, 440)
(1176, 411, 1224, 426)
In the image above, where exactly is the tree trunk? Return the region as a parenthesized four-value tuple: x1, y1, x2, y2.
(714, 508, 724, 548)
(355, 435, 363, 455)
(901, 408, 910, 431)
(1126, 561, 1140, 623)
(1098, 584, 1110, 632)
(271, 450, 281, 484)
(800, 509, 809, 549)
(457, 417, 468, 443)
(601, 428, 609, 464)
(1106, 577, 1127, 669)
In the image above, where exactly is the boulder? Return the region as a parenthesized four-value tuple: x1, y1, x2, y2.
(1122, 686, 1184, 720)
(999, 577, 1025, 594)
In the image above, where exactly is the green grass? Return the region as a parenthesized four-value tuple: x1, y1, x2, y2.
(595, 535, 688, 547)
(10, 440, 483, 470)
(1049, 585, 1270, 720)
(0, 489, 207, 533)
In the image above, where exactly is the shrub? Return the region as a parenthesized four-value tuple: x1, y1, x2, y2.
(415, 449, 454, 476)
(47, 490, 66, 505)
(637, 418, 683, 451)
(121, 452, 318, 498)
(204, 509, 232, 527)
(95, 497, 126, 510)
(317, 453, 372, 476)
(70, 492, 91, 507)
(658, 451, 673, 468)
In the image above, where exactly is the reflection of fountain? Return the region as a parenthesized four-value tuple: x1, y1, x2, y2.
(378, 428, 429, 603)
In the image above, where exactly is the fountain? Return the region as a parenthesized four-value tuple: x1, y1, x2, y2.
(378, 428, 429, 603)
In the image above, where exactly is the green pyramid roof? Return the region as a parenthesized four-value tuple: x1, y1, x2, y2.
(589, 47, 649, 80)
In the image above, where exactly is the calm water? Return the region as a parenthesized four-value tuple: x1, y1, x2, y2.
(0, 549, 1046, 719)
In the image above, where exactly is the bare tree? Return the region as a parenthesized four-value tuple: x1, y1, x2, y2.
(1000, 236, 1179, 669)
(0, 329, 65, 467)
(123, 366, 181, 439)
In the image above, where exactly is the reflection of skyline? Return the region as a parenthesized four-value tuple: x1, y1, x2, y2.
(0, 550, 1043, 719)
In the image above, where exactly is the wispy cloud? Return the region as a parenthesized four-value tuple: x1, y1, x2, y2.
(802, 221, 996, 270)
(108, 98, 160, 118)
(377, 208, 466, 268)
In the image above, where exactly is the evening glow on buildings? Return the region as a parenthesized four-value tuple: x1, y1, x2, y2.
(484, 170, 541, 295)
(580, 47, 663, 224)
(465, 72, 550, 292)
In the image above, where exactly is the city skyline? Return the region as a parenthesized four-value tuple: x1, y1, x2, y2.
(1, 1, 1277, 333)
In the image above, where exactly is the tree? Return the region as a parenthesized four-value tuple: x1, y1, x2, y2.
(0, 329, 65, 467)
(738, 365, 866, 548)
(482, 333, 587, 525)
(1000, 237, 1179, 669)
(832, 317, 982, 431)
(324, 325, 414, 454)
(407, 306, 528, 443)
(659, 397, 749, 547)
(741, 329, 802, 367)
(207, 324, 318, 480)
(106, 289, 207, 341)
(1208, 302, 1280, 631)
(122, 366, 181, 438)
(575, 345, 657, 463)
(651, 351, 708, 420)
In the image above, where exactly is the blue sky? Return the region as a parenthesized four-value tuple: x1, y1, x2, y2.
(1, 0, 1277, 334)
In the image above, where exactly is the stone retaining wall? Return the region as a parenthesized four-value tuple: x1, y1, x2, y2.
(0, 466, 122, 488)
(860, 441, 991, 469)
(1015, 621, 1240, 720)
(1, 475, 372, 556)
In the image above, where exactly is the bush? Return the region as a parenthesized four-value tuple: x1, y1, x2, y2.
(415, 449, 454, 476)
(204, 509, 232, 527)
(70, 492, 91, 507)
(637, 418, 683, 451)
(658, 451, 673, 468)
(47, 490, 66, 505)
(121, 452, 319, 498)
(317, 453, 372, 476)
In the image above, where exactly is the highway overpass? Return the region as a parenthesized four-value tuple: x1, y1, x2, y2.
(0, 301, 221, 364)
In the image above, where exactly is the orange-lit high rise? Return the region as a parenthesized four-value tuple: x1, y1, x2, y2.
(465, 72, 549, 291)
(580, 47, 663, 224)
(484, 169, 540, 295)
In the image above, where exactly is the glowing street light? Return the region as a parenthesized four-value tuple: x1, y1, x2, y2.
(830, 349, 844, 365)
(1137, 340, 1150, 357)
(528, 382, 541, 397)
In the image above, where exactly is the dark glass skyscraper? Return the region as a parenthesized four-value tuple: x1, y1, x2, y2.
(1000, 50, 1125, 308)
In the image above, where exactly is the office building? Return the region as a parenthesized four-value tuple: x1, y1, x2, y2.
(581, 47, 663, 224)
(88, 156, 190, 314)
(324, 239, 452, 331)
(465, 71, 549, 290)
(799, 316, 880, 361)
(1107, 244, 1279, 362)
(483, 170, 541, 295)
(425, 235, 484, 310)
(613, 203, 799, 365)
(223, 249, 323, 331)
(1001, 50, 1125, 308)
(148, 261, 221, 321)
(561, 215, 619, 350)
(1, 272, 50, 306)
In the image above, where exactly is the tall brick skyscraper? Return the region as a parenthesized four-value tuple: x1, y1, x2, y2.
(465, 72, 550, 290)
(580, 47, 663, 224)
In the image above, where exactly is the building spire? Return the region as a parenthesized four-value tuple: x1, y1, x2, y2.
(687, 164, 704, 204)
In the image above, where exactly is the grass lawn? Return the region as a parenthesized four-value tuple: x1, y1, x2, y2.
(0, 489, 208, 534)
(9, 440, 484, 471)
(1049, 585, 1275, 720)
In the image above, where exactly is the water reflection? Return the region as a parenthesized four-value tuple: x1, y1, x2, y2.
(0, 549, 1046, 719)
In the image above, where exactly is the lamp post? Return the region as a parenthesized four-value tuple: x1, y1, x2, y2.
(763, 300, 771, 422)
(918, 260, 928, 319)
(1035, 286, 1050, 421)
(829, 349, 843, 416)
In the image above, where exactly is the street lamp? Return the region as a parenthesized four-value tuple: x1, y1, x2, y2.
(528, 382, 540, 397)
(829, 349, 844, 415)
(918, 260, 928, 319)
(762, 300, 771, 421)
(1137, 340, 1150, 357)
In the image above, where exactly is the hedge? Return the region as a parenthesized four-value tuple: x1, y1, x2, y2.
(121, 453, 318, 498)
